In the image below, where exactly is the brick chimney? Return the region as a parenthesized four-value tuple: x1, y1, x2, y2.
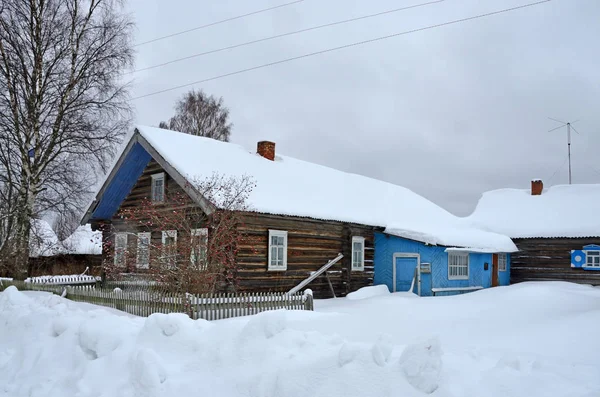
(531, 179, 543, 196)
(257, 141, 275, 161)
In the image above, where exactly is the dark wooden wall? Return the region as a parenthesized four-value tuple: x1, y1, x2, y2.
(237, 213, 375, 298)
(106, 159, 207, 269)
(512, 238, 600, 285)
(28, 254, 102, 277)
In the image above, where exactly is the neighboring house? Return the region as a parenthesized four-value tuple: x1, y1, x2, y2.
(467, 180, 600, 285)
(374, 218, 516, 296)
(82, 125, 515, 297)
(29, 220, 102, 276)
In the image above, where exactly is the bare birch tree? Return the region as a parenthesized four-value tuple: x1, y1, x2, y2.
(0, 0, 134, 278)
(159, 89, 232, 142)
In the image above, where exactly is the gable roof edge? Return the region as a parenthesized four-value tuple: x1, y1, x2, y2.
(80, 132, 142, 225)
(81, 128, 216, 225)
(135, 131, 216, 216)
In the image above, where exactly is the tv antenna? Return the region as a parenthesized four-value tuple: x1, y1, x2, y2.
(548, 117, 581, 184)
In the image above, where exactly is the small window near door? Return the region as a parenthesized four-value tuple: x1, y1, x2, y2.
(151, 173, 165, 202)
(268, 230, 287, 271)
(351, 236, 365, 271)
(585, 251, 600, 268)
(498, 253, 507, 272)
(448, 252, 469, 280)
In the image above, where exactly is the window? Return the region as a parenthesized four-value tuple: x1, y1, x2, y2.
(136, 232, 151, 269)
(448, 252, 469, 280)
(114, 233, 128, 266)
(498, 253, 507, 272)
(162, 230, 177, 266)
(151, 173, 165, 202)
(352, 236, 365, 271)
(585, 251, 600, 268)
(191, 228, 209, 270)
(268, 230, 287, 271)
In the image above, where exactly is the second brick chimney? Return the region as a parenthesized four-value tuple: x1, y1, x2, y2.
(531, 179, 543, 196)
(257, 141, 275, 161)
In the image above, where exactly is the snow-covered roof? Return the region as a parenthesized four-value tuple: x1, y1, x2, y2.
(61, 224, 102, 255)
(29, 219, 62, 258)
(30, 221, 102, 258)
(466, 184, 600, 238)
(133, 126, 515, 252)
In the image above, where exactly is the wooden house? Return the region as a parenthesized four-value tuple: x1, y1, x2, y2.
(467, 180, 600, 285)
(29, 220, 102, 276)
(82, 125, 515, 297)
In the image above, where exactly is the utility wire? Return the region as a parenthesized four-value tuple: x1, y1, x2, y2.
(131, 0, 444, 74)
(546, 156, 569, 185)
(132, 0, 551, 100)
(135, 0, 304, 47)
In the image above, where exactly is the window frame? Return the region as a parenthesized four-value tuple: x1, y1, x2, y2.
(267, 230, 288, 271)
(136, 232, 151, 269)
(351, 236, 365, 271)
(114, 232, 128, 266)
(190, 228, 209, 270)
(498, 253, 507, 272)
(448, 251, 469, 280)
(161, 230, 178, 266)
(584, 250, 600, 268)
(151, 172, 165, 203)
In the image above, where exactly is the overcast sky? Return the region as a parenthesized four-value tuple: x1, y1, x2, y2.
(126, 0, 600, 216)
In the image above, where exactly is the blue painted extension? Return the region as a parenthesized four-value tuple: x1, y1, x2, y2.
(91, 143, 152, 220)
(374, 232, 510, 297)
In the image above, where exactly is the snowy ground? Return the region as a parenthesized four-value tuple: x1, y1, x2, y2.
(1, 282, 599, 397)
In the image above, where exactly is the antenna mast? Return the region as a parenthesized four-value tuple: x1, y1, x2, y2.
(567, 122, 571, 185)
(548, 118, 579, 185)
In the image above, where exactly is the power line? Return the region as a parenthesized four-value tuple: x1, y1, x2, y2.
(135, 0, 305, 47)
(132, 0, 551, 100)
(546, 155, 568, 185)
(131, 0, 445, 74)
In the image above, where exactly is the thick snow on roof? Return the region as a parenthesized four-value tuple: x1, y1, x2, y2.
(29, 219, 62, 258)
(137, 126, 515, 252)
(61, 224, 102, 255)
(30, 221, 101, 257)
(466, 184, 600, 238)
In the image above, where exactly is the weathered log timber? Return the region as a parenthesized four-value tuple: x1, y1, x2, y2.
(511, 238, 600, 285)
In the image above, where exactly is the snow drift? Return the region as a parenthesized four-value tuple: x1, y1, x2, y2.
(1, 283, 600, 397)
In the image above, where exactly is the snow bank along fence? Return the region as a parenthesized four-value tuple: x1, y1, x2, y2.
(0, 280, 314, 320)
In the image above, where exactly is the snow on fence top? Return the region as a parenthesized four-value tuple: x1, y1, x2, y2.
(466, 184, 600, 238)
(24, 274, 100, 285)
(136, 126, 516, 252)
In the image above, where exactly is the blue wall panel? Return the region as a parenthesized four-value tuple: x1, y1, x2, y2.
(374, 232, 509, 296)
(91, 143, 152, 220)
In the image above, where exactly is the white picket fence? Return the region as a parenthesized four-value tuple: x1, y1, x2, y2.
(0, 280, 313, 320)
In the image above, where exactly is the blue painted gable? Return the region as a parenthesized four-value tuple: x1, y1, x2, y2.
(374, 232, 510, 297)
(90, 142, 152, 220)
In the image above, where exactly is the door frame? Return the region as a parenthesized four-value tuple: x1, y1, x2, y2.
(392, 253, 421, 295)
(491, 253, 499, 287)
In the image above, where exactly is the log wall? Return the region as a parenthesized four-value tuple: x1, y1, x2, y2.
(237, 213, 375, 298)
(511, 238, 600, 285)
